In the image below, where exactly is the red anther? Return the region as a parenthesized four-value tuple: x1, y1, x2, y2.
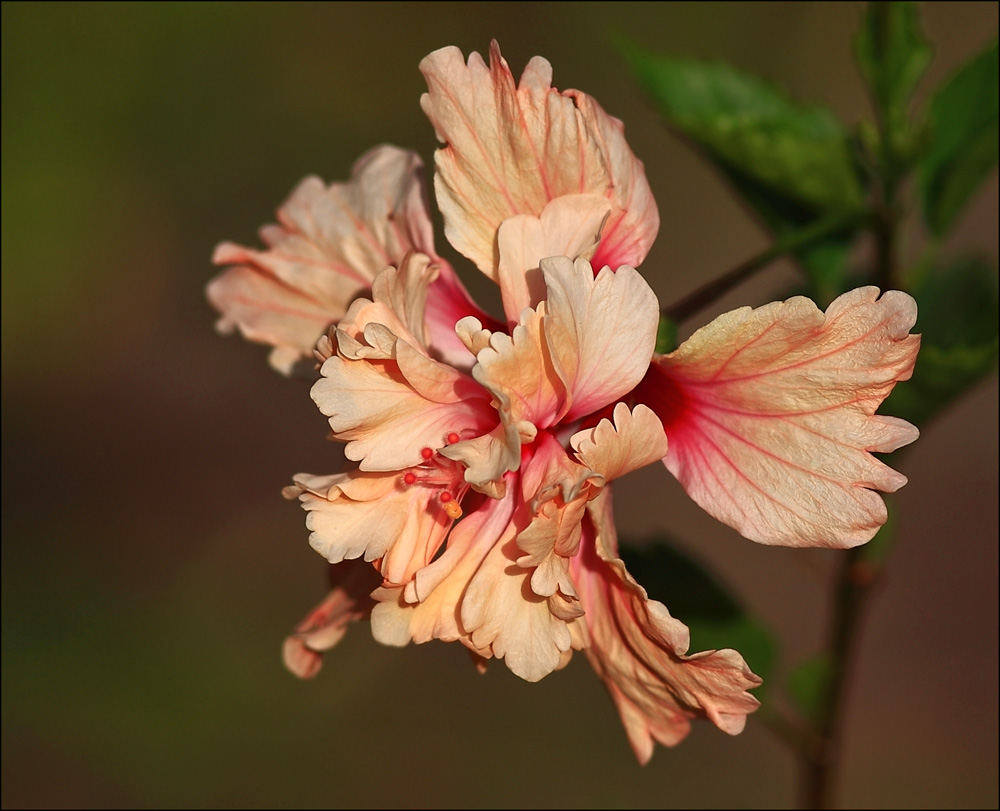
(403, 471, 417, 485)
(420, 447, 434, 460)
(439, 491, 454, 503)
(446, 432, 460, 444)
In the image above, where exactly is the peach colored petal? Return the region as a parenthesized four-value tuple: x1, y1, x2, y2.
(370, 487, 516, 646)
(461, 532, 575, 683)
(516, 495, 586, 600)
(311, 262, 497, 471)
(438, 421, 520, 499)
(282, 560, 380, 679)
(574, 91, 659, 274)
(541, 257, 659, 422)
(514, 433, 599, 599)
(475, 302, 564, 427)
(313, 343, 494, 471)
(572, 491, 762, 764)
(286, 470, 454, 587)
(420, 41, 658, 279)
(442, 306, 555, 488)
(208, 146, 441, 372)
(515, 408, 669, 604)
(636, 287, 920, 548)
(333, 252, 438, 354)
(496, 194, 611, 323)
(206, 266, 342, 374)
(369, 252, 438, 347)
(454, 315, 495, 356)
(571, 403, 668, 483)
(356, 251, 497, 366)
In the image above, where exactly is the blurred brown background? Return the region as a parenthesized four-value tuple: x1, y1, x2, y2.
(2, 2, 996, 808)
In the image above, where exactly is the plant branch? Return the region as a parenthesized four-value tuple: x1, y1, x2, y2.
(663, 211, 868, 324)
(799, 545, 885, 809)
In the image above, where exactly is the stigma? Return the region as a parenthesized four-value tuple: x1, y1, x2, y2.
(400, 433, 468, 520)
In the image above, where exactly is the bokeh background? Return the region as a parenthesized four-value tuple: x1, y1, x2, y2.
(3, 2, 997, 808)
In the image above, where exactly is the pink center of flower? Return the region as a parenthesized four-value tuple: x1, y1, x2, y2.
(401, 433, 469, 519)
(631, 362, 688, 434)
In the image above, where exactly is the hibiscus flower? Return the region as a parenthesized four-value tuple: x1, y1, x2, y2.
(209, 41, 919, 763)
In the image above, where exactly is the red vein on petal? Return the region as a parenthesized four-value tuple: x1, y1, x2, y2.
(258, 250, 373, 287)
(219, 291, 333, 324)
(700, 312, 898, 386)
(678, 418, 833, 531)
(435, 69, 519, 213)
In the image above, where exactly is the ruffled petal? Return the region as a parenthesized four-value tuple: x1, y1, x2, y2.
(285, 470, 454, 587)
(541, 257, 659, 422)
(374, 466, 583, 682)
(313, 342, 494, 471)
(571, 402, 668, 483)
(444, 306, 558, 485)
(572, 491, 762, 764)
(515, 432, 598, 599)
(461, 531, 576, 683)
(636, 287, 920, 548)
(332, 252, 439, 353)
(472, 307, 563, 422)
(370, 486, 516, 646)
(207, 145, 440, 372)
(420, 41, 658, 279)
(425, 266, 504, 370)
(438, 420, 520, 499)
(282, 560, 380, 679)
(312, 261, 497, 471)
(206, 265, 342, 374)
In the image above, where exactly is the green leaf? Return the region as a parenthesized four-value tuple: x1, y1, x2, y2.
(624, 45, 865, 295)
(619, 540, 776, 685)
(626, 47, 865, 215)
(654, 315, 677, 355)
(854, 1, 932, 153)
(920, 38, 999, 234)
(883, 257, 999, 425)
(786, 655, 835, 724)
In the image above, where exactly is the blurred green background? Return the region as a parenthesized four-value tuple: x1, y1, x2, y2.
(3, 3, 997, 808)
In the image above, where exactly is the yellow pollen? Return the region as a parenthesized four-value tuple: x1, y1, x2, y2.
(443, 500, 463, 520)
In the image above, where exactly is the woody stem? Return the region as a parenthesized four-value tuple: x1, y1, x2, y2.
(801, 141, 901, 807)
(800, 546, 884, 808)
(663, 211, 868, 324)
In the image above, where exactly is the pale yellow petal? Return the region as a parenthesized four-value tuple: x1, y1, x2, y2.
(281, 560, 380, 679)
(496, 194, 611, 323)
(572, 491, 762, 763)
(207, 146, 438, 372)
(420, 42, 657, 278)
(540, 257, 659, 421)
(637, 287, 920, 547)
(571, 403, 668, 483)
